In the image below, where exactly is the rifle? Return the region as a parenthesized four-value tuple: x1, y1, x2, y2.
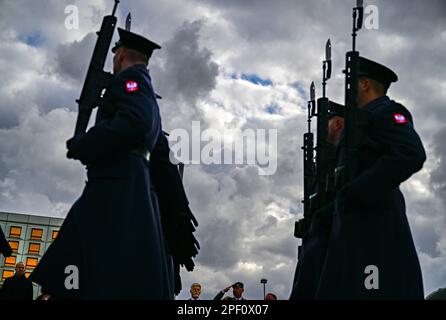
(294, 39, 333, 239)
(73, 0, 120, 135)
(294, 82, 316, 238)
(337, 0, 371, 187)
(311, 39, 333, 210)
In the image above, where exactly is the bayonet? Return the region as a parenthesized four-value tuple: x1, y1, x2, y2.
(310, 81, 315, 103)
(325, 39, 332, 62)
(322, 39, 331, 98)
(125, 12, 132, 31)
(356, 0, 364, 31)
(310, 81, 316, 117)
(352, 0, 364, 51)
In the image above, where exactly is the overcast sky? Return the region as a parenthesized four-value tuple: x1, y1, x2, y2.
(0, 0, 445, 300)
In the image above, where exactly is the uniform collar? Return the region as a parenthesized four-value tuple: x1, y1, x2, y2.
(362, 96, 390, 111)
(131, 64, 150, 74)
(133, 63, 148, 70)
(122, 63, 149, 73)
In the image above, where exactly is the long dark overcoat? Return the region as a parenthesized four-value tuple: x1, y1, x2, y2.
(290, 146, 338, 300)
(316, 96, 426, 299)
(30, 64, 174, 299)
(290, 202, 333, 300)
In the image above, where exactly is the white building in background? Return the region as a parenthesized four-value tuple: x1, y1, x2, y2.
(0, 211, 64, 299)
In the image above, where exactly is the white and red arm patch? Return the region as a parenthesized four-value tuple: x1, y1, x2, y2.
(125, 80, 139, 93)
(393, 113, 407, 124)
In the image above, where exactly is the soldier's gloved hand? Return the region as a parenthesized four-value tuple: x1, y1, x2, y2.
(223, 285, 232, 293)
(66, 135, 88, 165)
(163, 213, 200, 272)
(66, 136, 80, 159)
(2, 245, 12, 258)
(172, 218, 199, 271)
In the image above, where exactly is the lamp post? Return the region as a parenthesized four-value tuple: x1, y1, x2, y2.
(260, 278, 267, 299)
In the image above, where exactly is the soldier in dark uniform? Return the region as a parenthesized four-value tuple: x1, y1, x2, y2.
(290, 102, 344, 300)
(30, 28, 182, 299)
(213, 282, 246, 300)
(316, 57, 426, 299)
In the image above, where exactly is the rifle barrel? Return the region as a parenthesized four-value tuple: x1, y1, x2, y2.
(112, 0, 120, 16)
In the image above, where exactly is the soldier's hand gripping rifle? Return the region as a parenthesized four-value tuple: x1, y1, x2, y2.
(73, 0, 120, 136)
(294, 82, 316, 238)
(150, 132, 200, 295)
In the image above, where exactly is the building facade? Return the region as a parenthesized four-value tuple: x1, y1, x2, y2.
(0, 211, 64, 299)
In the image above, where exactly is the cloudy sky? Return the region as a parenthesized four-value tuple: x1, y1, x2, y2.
(0, 0, 445, 299)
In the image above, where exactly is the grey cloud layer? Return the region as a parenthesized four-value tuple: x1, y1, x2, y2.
(156, 21, 218, 104)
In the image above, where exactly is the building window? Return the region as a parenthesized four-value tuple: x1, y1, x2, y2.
(52, 230, 59, 240)
(28, 243, 41, 255)
(9, 226, 22, 238)
(26, 257, 38, 269)
(2, 270, 14, 281)
(8, 241, 19, 253)
(25, 272, 31, 278)
(4, 256, 17, 267)
(31, 228, 43, 240)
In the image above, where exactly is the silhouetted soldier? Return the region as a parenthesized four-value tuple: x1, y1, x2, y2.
(30, 28, 177, 299)
(316, 57, 426, 299)
(214, 282, 246, 300)
(290, 102, 344, 300)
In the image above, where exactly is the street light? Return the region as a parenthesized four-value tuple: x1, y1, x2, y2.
(260, 278, 267, 299)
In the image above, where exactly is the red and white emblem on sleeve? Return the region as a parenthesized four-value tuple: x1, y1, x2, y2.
(393, 113, 407, 124)
(125, 81, 139, 93)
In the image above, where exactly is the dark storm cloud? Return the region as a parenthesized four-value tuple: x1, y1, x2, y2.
(196, 217, 241, 268)
(152, 20, 219, 106)
(0, 109, 19, 129)
(55, 32, 96, 82)
(376, 0, 446, 37)
(196, 0, 338, 42)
